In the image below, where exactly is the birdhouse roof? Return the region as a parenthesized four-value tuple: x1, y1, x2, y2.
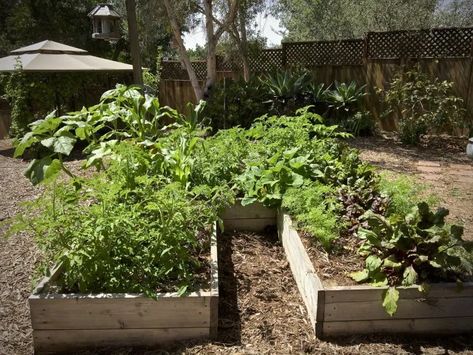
(88, 4, 121, 18)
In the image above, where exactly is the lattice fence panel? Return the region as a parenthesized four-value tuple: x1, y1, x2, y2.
(217, 56, 240, 71)
(249, 49, 283, 73)
(284, 39, 364, 66)
(161, 60, 207, 80)
(367, 27, 473, 59)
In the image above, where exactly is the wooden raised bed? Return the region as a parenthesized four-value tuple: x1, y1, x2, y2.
(278, 211, 473, 337)
(29, 227, 219, 354)
(220, 201, 276, 232)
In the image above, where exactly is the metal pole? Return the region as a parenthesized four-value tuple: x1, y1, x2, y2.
(125, 0, 143, 85)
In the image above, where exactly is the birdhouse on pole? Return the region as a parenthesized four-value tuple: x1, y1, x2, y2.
(88, 4, 121, 42)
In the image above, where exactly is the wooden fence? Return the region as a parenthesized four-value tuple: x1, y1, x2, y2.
(159, 27, 473, 131)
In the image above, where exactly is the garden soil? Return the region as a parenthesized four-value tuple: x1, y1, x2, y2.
(2, 137, 473, 354)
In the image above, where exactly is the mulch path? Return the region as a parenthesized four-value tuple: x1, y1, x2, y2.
(2, 137, 473, 354)
(0, 139, 41, 355)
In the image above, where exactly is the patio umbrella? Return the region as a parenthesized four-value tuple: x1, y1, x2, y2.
(0, 40, 133, 72)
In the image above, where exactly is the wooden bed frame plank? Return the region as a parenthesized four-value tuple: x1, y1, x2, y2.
(279, 211, 473, 337)
(278, 212, 324, 332)
(33, 328, 209, 353)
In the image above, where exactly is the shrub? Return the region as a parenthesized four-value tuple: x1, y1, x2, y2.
(379, 65, 466, 144)
(203, 76, 269, 130)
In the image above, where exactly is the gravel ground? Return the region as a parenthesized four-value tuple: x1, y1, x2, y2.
(1, 136, 473, 355)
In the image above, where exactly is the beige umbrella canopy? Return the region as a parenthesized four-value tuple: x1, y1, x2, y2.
(0, 40, 133, 72)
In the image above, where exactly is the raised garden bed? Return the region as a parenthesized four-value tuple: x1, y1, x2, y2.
(277, 212, 473, 338)
(220, 200, 276, 232)
(29, 227, 219, 354)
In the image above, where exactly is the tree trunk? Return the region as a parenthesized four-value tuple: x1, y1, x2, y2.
(163, 0, 203, 100)
(125, 0, 143, 85)
(238, 3, 250, 82)
(204, 0, 217, 98)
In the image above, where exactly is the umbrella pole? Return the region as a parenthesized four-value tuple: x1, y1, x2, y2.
(53, 73, 61, 116)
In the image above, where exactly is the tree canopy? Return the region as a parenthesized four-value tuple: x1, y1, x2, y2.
(275, 0, 473, 41)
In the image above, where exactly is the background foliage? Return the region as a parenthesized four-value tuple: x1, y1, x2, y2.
(275, 0, 473, 41)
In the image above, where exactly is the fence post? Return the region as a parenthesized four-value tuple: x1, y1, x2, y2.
(363, 33, 375, 122)
(363, 33, 369, 65)
(281, 42, 288, 69)
(464, 39, 473, 135)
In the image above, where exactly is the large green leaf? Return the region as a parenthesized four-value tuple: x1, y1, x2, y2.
(40, 136, 76, 156)
(402, 266, 418, 286)
(366, 255, 382, 272)
(350, 270, 369, 282)
(14, 132, 37, 157)
(370, 272, 388, 287)
(24, 156, 61, 185)
(241, 196, 257, 206)
(382, 286, 400, 316)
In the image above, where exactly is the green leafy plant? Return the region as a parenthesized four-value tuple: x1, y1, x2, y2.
(380, 65, 466, 144)
(335, 152, 387, 235)
(283, 183, 342, 247)
(260, 69, 312, 115)
(13, 158, 219, 296)
(13, 85, 190, 184)
(351, 202, 472, 316)
(203, 76, 270, 130)
(307, 82, 331, 104)
(237, 107, 352, 207)
(324, 81, 372, 135)
(192, 127, 248, 187)
(379, 172, 439, 217)
(237, 147, 312, 207)
(326, 81, 366, 114)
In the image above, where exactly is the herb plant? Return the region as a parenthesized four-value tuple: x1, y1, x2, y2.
(282, 183, 342, 248)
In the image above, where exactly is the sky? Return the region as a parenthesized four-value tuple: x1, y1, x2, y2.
(183, 13, 284, 49)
